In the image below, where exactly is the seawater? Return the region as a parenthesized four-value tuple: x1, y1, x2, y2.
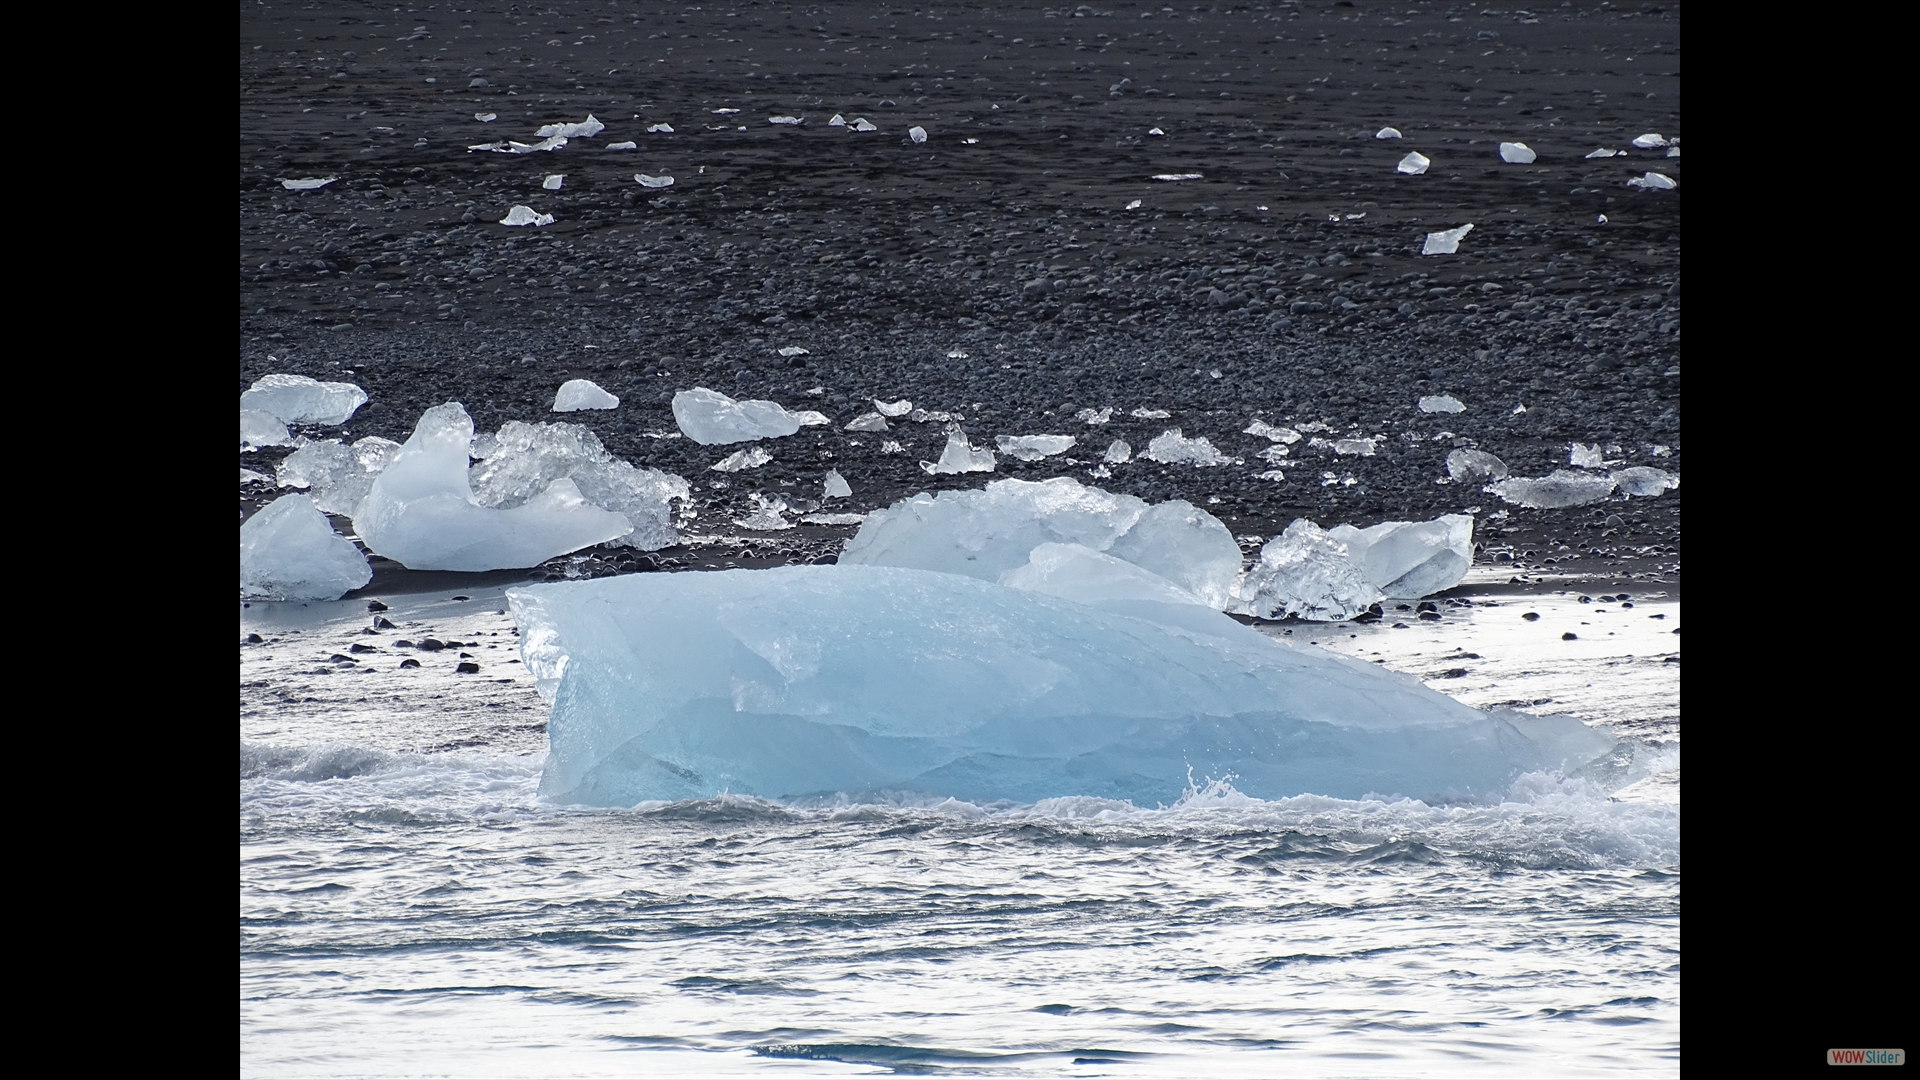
(241, 748, 1677, 1077)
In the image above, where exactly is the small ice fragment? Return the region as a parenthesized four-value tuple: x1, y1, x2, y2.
(1147, 127, 1165, 136)
(1569, 442, 1606, 468)
(1234, 520, 1382, 622)
(554, 379, 619, 412)
(673, 387, 812, 444)
(947, 350, 971, 359)
(1610, 467, 1680, 497)
(824, 470, 852, 499)
(1257, 445, 1290, 465)
(1498, 141, 1536, 164)
(1649, 445, 1672, 458)
(242, 373, 370, 426)
(828, 114, 847, 127)
(1445, 448, 1509, 484)
(500, 205, 555, 226)
(1422, 223, 1474, 255)
(1144, 429, 1234, 467)
(1598, 214, 1609, 224)
(802, 512, 866, 525)
(790, 411, 831, 427)
(1244, 419, 1301, 443)
(845, 413, 889, 432)
(776, 346, 811, 358)
(1626, 172, 1676, 190)
(280, 177, 337, 190)
(875, 399, 914, 417)
(1151, 173, 1203, 181)
(1666, 145, 1681, 158)
(475, 112, 498, 122)
(1375, 126, 1403, 139)
(880, 441, 905, 455)
(908, 409, 962, 423)
(1631, 133, 1669, 148)
(606, 141, 637, 150)
(635, 174, 675, 188)
(770, 115, 804, 126)
(543, 174, 564, 190)
(713, 108, 741, 115)
(1075, 407, 1114, 425)
(1397, 151, 1431, 175)
(712, 447, 774, 473)
(1511, 404, 1528, 415)
(1418, 394, 1466, 414)
(908, 125, 928, 143)
(1486, 469, 1618, 509)
(1131, 407, 1172, 419)
(1104, 440, 1133, 464)
(1332, 437, 1378, 456)
(240, 494, 372, 601)
(1327, 514, 1476, 600)
(995, 434, 1077, 461)
(241, 408, 291, 451)
(918, 428, 997, 474)
(851, 118, 877, 131)
(1586, 147, 1620, 158)
(1255, 470, 1286, 481)
(536, 114, 604, 139)
(734, 494, 794, 531)
(1126, 199, 1143, 210)
(647, 123, 675, 133)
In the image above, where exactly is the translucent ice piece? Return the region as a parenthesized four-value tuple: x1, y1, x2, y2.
(475, 112, 498, 122)
(543, 174, 564, 190)
(241, 408, 291, 451)
(673, 387, 811, 444)
(500, 205, 555, 226)
(712, 447, 775, 473)
(1104, 440, 1132, 464)
(1631, 133, 1668, 148)
(734, 494, 794, 531)
(1131, 407, 1172, 419)
(1144, 429, 1233, 466)
(1419, 395, 1466, 414)
(828, 114, 847, 127)
(1235, 520, 1383, 622)
(240, 494, 371, 601)
(842, 477, 1145, 582)
(1422, 223, 1474, 255)
(280, 177, 336, 190)
(994, 434, 1077, 461)
(1610, 467, 1680, 497)
(1498, 141, 1536, 163)
(1626, 172, 1676, 190)
(635, 174, 676, 188)
(1569, 442, 1606, 468)
(777, 346, 810, 357)
(470, 421, 689, 551)
(1486, 470, 1618, 509)
(909, 125, 928, 143)
(1375, 126, 1403, 139)
(844, 412, 888, 432)
(1147, 127, 1165, 135)
(851, 118, 877, 131)
(1586, 147, 1621, 158)
(1446, 448, 1509, 484)
(875, 399, 914, 417)
(918, 428, 997, 475)
(1245, 419, 1302, 443)
(1074, 407, 1114, 425)
(241, 373, 369, 425)
(824, 470, 852, 499)
(536, 114, 604, 139)
(647, 123, 675, 133)
(1332, 437, 1378, 456)
(1325, 514, 1474, 600)
(1397, 151, 1431, 174)
(1151, 173, 1204, 181)
(1104, 500, 1244, 610)
(803, 512, 866, 525)
(769, 115, 804, 126)
(553, 379, 619, 412)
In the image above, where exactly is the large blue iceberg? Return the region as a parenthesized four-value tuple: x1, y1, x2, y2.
(509, 566, 1613, 808)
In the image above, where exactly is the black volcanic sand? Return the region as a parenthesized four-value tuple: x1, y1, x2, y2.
(240, 1, 1679, 594)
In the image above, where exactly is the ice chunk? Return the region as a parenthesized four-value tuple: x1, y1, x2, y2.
(1131, 407, 1172, 419)
(909, 125, 928, 143)
(1610, 467, 1680, 497)
(500, 205, 555, 226)
(1104, 440, 1132, 464)
(468, 135, 569, 153)
(240, 373, 369, 425)
(1446, 448, 1509, 484)
(1486, 470, 1618, 509)
(851, 118, 877, 131)
(1245, 419, 1301, 443)
(536, 114, 605, 139)
(241, 494, 372, 601)
(1258, 445, 1290, 466)
(647, 123, 675, 133)
(635, 173, 676, 188)
(509, 566, 1615, 806)
(1235, 520, 1382, 622)
(1001, 542, 1214, 616)
(672, 387, 812, 444)
(803, 513, 866, 526)
(241, 408, 291, 451)
(1626, 172, 1676, 190)
(1418, 394, 1466, 414)
(1147, 127, 1165, 136)
(1255, 470, 1286, 482)
(1569, 442, 1606, 468)
(880, 441, 905, 455)
(1666, 146, 1680, 158)
(790, 410, 831, 427)
(278, 436, 401, 517)
(1375, 126, 1402, 139)
(909, 408, 964, 424)
(1422, 223, 1474, 255)
(1151, 173, 1204, 181)
(919, 428, 997, 475)
(875, 399, 914, 417)
(734, 494, 794, 531)
(475, 112, 498, 122)
(469, 421, 689, 551)
(777, 345, 810, 358)
(845, 412, 889, 432)
(542, 174, 564, 190)
(995, 434, 1077, 461)
(1498, 141, 1536, 164)
(352, 403, 633, 571)
(553, 379, 619, 412)
(769, 116, 804, 126)
(712, 447, 774, 473)
(1075, 407, 1114, 425)
(1325, 515, 1474, 600)
(1332, 437, 1378, 456)
(1144, 429, 1233, 466)
(824, 470, 852, 499)
(607, 141, 637, 150)
(280, 177, 336, 190)
(1586, 147, 1622, 158)
(1104, 500, 1244, 610)
(842, 477, 1146, 582)
(1631, 133, 1669, 148)
(828, 114, 847, 127)
(1397, 151, 1431, 174)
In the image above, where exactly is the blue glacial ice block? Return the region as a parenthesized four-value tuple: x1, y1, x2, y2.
(508, 566, 1612, 808)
